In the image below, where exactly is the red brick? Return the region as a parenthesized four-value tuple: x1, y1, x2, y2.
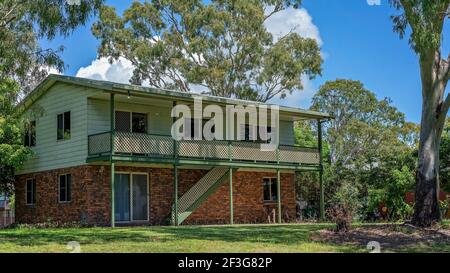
(15, 165, 296, 225)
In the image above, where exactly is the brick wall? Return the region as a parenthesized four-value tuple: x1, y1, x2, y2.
(15, 165, 296, 226)
(15, 165, 111, 226)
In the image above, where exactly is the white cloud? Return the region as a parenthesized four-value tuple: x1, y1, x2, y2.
(264, 6, 323, 109)
(264, 6, 322, 46)
(269, 75, 316, 109)
(75, 57, 135, 84)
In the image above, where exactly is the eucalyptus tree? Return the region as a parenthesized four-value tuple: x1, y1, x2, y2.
(0, 0, 104, 94)
(0, 0, 103, 195)
(92, 0, 322, 101)
(311, 80, 418, 221)
(390, 0, 450, 226)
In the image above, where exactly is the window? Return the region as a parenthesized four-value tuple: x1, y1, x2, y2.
(263, 178, 278, 202)
(241, 124, 272, 142)
(132, 113, 147, 133)
(59, 174, 72, 203)
(24, 120, 36, 147)
(26, 179, 36, 205)
(115, 111, 147, 133)
(57, 111, 71, 140)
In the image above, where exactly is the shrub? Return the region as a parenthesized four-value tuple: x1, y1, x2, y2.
(385, 166, 414, 221)
(327, 181, 360, 232)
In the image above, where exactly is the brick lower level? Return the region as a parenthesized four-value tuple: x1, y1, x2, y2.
(15, 165, 296, 226)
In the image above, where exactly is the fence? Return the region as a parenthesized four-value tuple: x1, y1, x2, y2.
(0, 210, 15, 228)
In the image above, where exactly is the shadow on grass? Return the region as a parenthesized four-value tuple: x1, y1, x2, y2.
(0, 224, 333, 248)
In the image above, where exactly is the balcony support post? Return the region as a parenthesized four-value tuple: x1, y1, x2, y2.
(229, 168, 234, 225)
(172, 101, 178, 159)
(110, 93, 115, 227)
(277, 169, 282, 224)
(173, 164, 179, 226)
(318, 119, 325, 221)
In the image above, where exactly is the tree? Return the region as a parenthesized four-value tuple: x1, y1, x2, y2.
(92, 0, 322, 101)
(0, 0, 103, 94)
(311, 79, 418, 223)
(0, 77, 30, 195)
(311, 80, 411, 172)
(390, 0, 450, 226)
(0, 0, 103, 195)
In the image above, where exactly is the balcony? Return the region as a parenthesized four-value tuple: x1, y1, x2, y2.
(88, 131, 320, 167)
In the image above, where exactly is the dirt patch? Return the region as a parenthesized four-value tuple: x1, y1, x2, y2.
(310, 224, 450, 252)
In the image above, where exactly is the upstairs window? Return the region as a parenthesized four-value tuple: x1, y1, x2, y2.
(24, 120, 36, 147)
(263, 177, 278, 202)
(26, 179, 36, 205)
(59, 174, 72, 203)
(241, 124, 272, 143)
(115, 111, 147, 133)
(57, 112, 71, 140)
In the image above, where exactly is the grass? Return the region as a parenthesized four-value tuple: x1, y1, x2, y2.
(0, 222, 448, 253)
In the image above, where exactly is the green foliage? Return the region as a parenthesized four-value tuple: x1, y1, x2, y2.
(385, 166, 415, 220)
(390, 0, 449, 54)
(390, 0, 449, 226)
(0, 1, 103, 194)
(441, 118, 450, 192)
(92, 0, 322, 101)
(0, 0, 103, 93)
(307, 79, 419, 222)
(366, 189, 386, 216)
(327, 181, 360, 232)
(0, 77, 31, 194)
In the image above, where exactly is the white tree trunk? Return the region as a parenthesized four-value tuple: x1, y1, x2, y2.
(412, 52, 448, 226)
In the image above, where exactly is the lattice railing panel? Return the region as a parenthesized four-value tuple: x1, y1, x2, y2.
(88, 131, 320, 165)
(88, 132, 111, 155)
(231, 141, 277, 162)
(178, 140, 229, 160)
(114, 131, 174, 157)
(278, 145, 319, 164)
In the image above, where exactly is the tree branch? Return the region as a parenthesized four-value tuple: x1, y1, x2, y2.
(445, 54, 450, 82)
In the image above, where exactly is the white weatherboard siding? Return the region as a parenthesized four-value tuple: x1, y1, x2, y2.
(88, 98, 295, 144)
(17, 81, 297, 175)
(87, 99, 173, 136)
(280, 120, 295, 146)
(16, 83, 101, 174)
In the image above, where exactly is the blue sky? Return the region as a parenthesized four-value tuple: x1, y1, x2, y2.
(41, 0, 450, 123)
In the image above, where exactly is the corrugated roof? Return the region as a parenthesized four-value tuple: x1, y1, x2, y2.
(17, 74, 332, 120)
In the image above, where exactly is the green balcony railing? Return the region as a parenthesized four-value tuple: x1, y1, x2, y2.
(88, 131, 320, 165)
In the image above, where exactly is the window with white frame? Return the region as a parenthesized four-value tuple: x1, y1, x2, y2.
(57, 111, 71, 140)
(24, 120, 36, 147)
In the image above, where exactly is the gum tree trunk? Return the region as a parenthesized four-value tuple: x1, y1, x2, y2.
(412, 51, 449, 227)
(413, 95, 441, 226)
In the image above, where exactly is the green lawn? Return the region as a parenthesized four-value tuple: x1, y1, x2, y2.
(0, 222, 448, 253)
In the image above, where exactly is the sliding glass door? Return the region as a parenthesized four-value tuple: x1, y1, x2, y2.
(114, 174, 130, 222)
(114, 173, 148, 223)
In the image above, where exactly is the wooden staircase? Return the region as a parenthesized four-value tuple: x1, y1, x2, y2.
(171, 167, 232, 225)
